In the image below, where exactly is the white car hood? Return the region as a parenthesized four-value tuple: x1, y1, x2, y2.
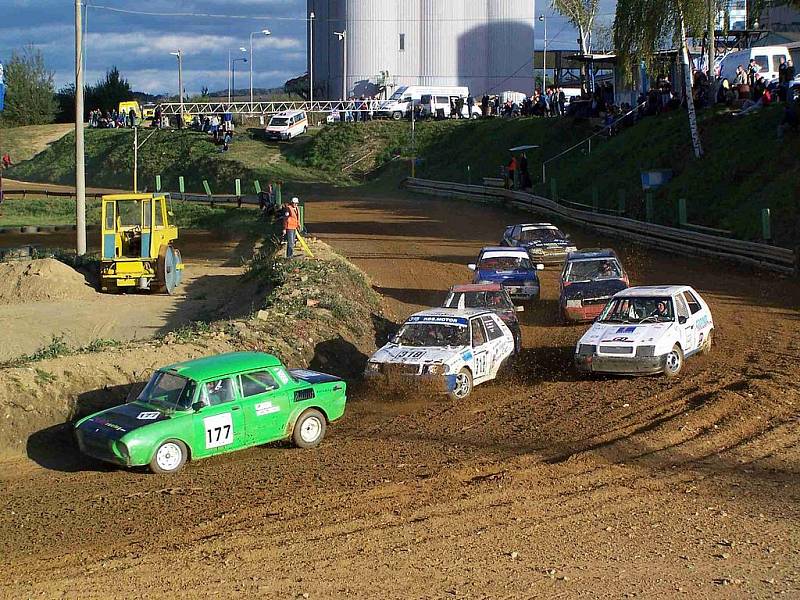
(370, 344, 468, 365)
(580, 322, 674, 345)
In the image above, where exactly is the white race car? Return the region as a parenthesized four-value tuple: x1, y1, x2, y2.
(366, 308, 515, 400)
(575, 285, 714, 377)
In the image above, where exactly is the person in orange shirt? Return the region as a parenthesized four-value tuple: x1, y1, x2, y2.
(282, 197, 301, 258)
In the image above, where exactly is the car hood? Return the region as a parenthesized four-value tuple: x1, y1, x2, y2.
(76, 401, 171, 440)
(476, 269, 536, 284)
(579, 322, 674, 345)
(370, 344, 469, 365)
(563, 279, 628, 300)
(522, 239, 570, 249)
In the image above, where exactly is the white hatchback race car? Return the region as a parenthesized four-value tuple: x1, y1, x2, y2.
(365, 308, 515, 400)
(575, 285, 714, 377)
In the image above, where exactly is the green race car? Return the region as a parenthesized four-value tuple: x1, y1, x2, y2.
(74, 352, 347, 473)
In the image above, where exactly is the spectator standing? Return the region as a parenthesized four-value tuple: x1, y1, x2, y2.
(128, 107, 137, 128)
(778, 56, 792, 101)
(282, 197, 301, 258)
(1, 152, 11, 169)
(747, 58, 760, 87)
(467, 94, 474, 118)
(481, 94, 489, 117)
(558, 87, 567, 115)
(506, 155, 517, 189)
(519, 152, 531, 189)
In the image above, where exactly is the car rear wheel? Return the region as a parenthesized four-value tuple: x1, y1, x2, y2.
(150, 439, 188, 474)
(292, 409, 327, 449)
(392, 111, 403, 121)
(448, 368, 473, 400)
(664, 344, 684, 378)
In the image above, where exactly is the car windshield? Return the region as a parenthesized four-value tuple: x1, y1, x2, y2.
(269, 117, 289, 127)
(389, 87, 407, 100)
(599, 296, 675, 324)
(478, 256, 531, 271)
(117, 200, 141, 226)
(519, 228, 563, 242)
(566, 259, 622, 282)
(445, 291, 514, 310)
(395, 323, 469, 348)
(137, 371, 196, 410)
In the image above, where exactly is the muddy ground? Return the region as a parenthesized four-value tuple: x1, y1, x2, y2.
(1, 190, 798, 598)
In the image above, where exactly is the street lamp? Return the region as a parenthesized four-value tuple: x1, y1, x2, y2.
(169, 50, 183, 127)
(334, 30, 347, 101)
(309, 11, 315, 106)
(228, 46, 246, 104)
(250, 29, 271, 110)
(538, 14, 547, 89)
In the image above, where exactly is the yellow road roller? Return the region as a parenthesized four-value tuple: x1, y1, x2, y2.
(100, 193, 184, 294)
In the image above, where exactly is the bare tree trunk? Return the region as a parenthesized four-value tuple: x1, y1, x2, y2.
(678, 7, 704, 158)
(707, 0, 717, 106)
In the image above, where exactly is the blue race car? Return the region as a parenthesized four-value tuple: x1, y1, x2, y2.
(501, 223, 577, 265)
(468, 246, 544, 302)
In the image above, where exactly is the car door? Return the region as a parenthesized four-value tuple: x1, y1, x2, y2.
(470, 318, 490, 380)
(681, 290, 709, 350)
(240, 368, 291, 444)
(481, 314, 510, 372)
(673, 293, 696, 353)
(192, 377, 246, 458)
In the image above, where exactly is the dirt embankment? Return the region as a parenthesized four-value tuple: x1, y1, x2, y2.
(0, 239, 384, 456)
(0, 258, 96, 304)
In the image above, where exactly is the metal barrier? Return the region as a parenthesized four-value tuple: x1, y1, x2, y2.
(157, 99, 384, 117)
(404, 177, 798, 275)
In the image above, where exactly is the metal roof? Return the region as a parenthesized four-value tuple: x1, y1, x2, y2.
(615, 285, 692, 298)
(410, 307, 492, 319)
(450, 283, 503, 292)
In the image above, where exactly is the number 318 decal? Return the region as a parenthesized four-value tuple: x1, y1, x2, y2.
(203, 413, 234, 449)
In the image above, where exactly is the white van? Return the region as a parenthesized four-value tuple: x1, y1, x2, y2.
(419, 93, 481, 119)
(265, 110, 308, 140)
(718, 46, 791, 84)
(378, 85, 472, 120)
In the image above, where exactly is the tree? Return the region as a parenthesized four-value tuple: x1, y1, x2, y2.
(552, 0, 600, 90)
(614, 0, 707, 157)
(0, 45, 56, 126)
(86, 66, 132, 114)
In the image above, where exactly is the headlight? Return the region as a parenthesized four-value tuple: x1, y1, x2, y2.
(636, 346, 656, 357)
(577, 344, 596, 356)
(523, 280, 538, 287)
(366, 361, 381, 372)
(566, 299, 582, 308)
(423, 364, 448, 375)
(530, 248, 545, 255)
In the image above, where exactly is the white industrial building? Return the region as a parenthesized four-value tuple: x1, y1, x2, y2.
(309, 0, 535, 100)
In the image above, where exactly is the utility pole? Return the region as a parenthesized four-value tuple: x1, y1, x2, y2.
(170, 50, 183, 126)
(75, 0, 86, 255)
(309, 11, 315, 107)
(133, 126, 138, 192)
(334, 30, 347, 100)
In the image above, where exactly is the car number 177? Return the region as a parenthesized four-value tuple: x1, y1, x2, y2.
(203, 413, 234, 449)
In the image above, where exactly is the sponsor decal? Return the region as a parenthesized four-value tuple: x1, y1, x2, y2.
(616, 326, 638, 334)
(462, 351, 473, 361)
(203, 413, 234, 449)
(274, 368, 290, 385)
(104, 422, 126, 433)
(254, 401, 280, 416)
(136, 411, 161, 420)
(696, 315, 710, 329)
(408, 315, 469, 326)
(393, 350, 426, 359)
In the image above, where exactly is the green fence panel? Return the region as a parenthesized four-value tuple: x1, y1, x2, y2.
(762, 208, 772, 241)
(678, 198, 687, 226)
(592, 187, 599, 213)
(155, 175, 162, 192)
(254, 180, 261, 194)
(645, 192, 654, 223)
(178, 176, 185, 194)
(550, 178, 558, 202)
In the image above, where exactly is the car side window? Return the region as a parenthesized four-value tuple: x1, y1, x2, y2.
(682, 291, 703, 314)
(675, 295, 691, 320)
(471, 319, 488, 347)
(202, 378, 236, 406)
(239, 370, 278, 397)
(512, 226, 521, 240)
(481, 315, 504, 340)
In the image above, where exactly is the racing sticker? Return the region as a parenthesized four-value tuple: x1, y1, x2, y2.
(136, 411, 161, 420)
(616, 326, 638, 334)
(393, 350, 426, 359)
(203, 413, 234, 449)
(254, 401, 280, 417)
(408, 315, 468, 326)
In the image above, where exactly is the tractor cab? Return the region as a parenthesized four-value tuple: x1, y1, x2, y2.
(100, 193, 184, 294)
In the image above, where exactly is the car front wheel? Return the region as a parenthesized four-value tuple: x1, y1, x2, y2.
(293, 409, 327, 448)
(150, 439, 188, 474)
(663, 344, 684, 378)
(448, 368, 473, 400)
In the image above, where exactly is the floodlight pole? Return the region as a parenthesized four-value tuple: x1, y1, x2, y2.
(75, 0, 87, 255)
(309, 11, 315, 107)
(250, 29, 271, 111)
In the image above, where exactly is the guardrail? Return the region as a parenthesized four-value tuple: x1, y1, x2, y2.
(404, 177, 798, 275)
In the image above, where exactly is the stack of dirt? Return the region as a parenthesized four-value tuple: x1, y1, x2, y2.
(0, 259, 97, 304)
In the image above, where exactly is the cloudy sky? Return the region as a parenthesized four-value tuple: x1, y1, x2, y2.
(0, 1, 615, 96)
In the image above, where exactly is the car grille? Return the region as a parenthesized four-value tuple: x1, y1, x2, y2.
(582, 298, 610, 306)
(294, 388, 316, 402)
(599, 345, 634, 355)
(383, 363, 421, 375)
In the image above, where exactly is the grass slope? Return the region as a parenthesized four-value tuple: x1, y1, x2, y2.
(0, 124, 72, 163)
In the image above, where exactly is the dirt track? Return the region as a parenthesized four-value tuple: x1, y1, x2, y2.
(1, 191, 799, 598)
